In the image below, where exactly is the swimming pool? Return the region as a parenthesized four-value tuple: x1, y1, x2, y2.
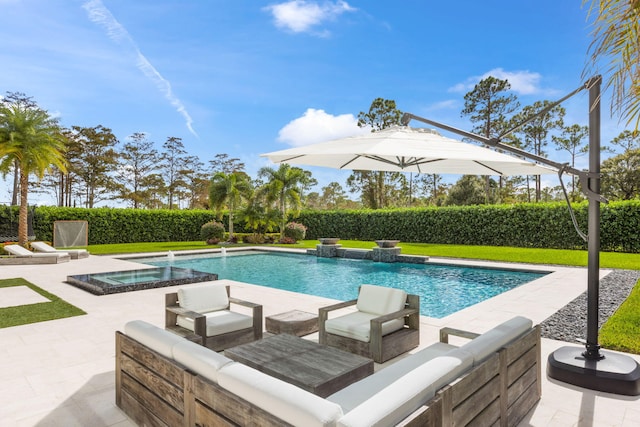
(138, 251, 548, 318)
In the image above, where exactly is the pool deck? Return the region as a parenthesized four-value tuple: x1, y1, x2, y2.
(0, 247, 638, 426)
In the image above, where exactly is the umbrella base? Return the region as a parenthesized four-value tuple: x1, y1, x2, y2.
(547, 345, 640, 396)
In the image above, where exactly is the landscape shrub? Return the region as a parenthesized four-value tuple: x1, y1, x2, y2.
(283, 222, 307, 242)
(8, 200, 639, 252)
(201, 221, 225, 244)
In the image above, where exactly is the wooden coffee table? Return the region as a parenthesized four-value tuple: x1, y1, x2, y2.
(224, 333, 373, 397)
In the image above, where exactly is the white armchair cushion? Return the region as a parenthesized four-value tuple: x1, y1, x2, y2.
(324, 311, 404, 342)
(218, 363, 343, 427)
(172, 340, 232, 383)
(338, 354, 470, 427)
(124, 320, 184, 358)
(460, 316, 533, 365)
(176, 310, 253, 336)
(356, 285, 407, 315)
(178, 283, 229, 313)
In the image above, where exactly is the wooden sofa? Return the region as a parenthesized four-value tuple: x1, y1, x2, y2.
(116, 317, 541, 427)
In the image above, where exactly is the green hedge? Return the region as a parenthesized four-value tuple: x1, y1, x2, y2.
(298, 200, 640, 253)
(32, 207, 217, 244)
(2, 200, 638, 252)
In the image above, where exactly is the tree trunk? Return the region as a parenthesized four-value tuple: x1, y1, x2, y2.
(18, 170, 29, 247)
(11, 160, 19, 205)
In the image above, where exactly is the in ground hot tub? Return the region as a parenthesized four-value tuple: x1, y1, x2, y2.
(66, 266, 217, 295)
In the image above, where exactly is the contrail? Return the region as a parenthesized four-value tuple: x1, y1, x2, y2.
(82, 0, 198, 137)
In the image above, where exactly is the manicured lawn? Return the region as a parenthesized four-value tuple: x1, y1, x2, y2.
(87, 240, 640, 270)
(0, 278, 86, 328)
(600, 279, 640, 354)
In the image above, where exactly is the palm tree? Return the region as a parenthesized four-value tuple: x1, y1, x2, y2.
(0, 102, 67, 246)
(584, 0, 640, 130)
(208, 171, 252, 237)
(257, 164, 308, 236)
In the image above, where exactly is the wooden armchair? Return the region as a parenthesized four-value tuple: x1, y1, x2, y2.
(319, 284, 419, 363)
(165, 283, 262, 351)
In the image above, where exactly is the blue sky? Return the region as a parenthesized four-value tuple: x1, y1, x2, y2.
(1, 0, 627, 203)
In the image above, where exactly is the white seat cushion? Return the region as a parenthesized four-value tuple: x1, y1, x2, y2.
(356, 285, 407, 315)
(177, 309, 253, 336)
(327, 341, 456, 412)
(460, 316, 533, 365)
(124, 320, 184, 358)
(324, 311, 404, 342)
(172, 340, 232, 383)
(218, 363, 343, 427)
(337, 353, 472, 427)
(178, 283, 229, 313)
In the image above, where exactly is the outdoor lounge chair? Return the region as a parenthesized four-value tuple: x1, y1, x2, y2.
(31, 241, 89, 259)
(3, 244, 71, 263)
(165, 283, 263, 351)
(319, 284, 420, 363)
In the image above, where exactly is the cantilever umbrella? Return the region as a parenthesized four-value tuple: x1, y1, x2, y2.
(261, 125, 556, 176)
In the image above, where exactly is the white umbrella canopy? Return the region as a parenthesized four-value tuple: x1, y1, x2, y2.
(261, 125, 557, 176)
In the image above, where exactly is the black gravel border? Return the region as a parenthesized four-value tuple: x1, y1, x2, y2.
(540, 269, 640, 343)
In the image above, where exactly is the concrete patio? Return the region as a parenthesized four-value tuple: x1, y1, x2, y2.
(0, 250, 638, 426)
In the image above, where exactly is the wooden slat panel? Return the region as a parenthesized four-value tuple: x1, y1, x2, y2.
(121, 376, 181, 427)
(194, 375, 294, 427)
(119, 389, 169, 427)
(507, 364, 538, 407)
(507, 347, 537, 386)
(504, 328, 537, 365)
(452, 376, 500, 426)
(121, 353, 184, 412)
(450, 353, 500, 406)
(464, 397, 501, 427)
(119, 333, 184, 387)
(398, 399, 443, 427)
(194, 400, 237, 427)
(507, 382, 540, 427)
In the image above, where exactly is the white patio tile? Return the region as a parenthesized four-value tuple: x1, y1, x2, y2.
(0, 251, 638, 426)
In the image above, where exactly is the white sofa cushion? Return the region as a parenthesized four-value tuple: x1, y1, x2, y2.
(356, 285, 407, 315)
(178, 283, 229, 313)
(327, 341, 457, 412)
(124, 320, 184, 358)
(324, 311, 404, 342)
(176, 309, 253, 335)
(172, 340, 232, 383)
(218, 363, 343, 427)
(460, 316, 533, 365)
(337, 353, 472, 427)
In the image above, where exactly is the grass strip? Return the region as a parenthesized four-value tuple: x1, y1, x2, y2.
(86, 240, 640, 270)
(0, 278, 86, 328)
(599, 279, 640, 354)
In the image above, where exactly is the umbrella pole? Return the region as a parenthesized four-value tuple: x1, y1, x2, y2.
(403, 76, 640, 395)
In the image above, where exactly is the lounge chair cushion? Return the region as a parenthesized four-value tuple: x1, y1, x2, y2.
(4, 244, 65, 258)
(31, 241, 89, 258)
(460, 316, 533, 365)
(176, 309, 253, 336)
(172, 340, 232, 383)
(124, 320, 184, 359)
(356, 285, 407, 315)
(337, 353, 472, 427)
(324, 311, 404, 342)
(327, 341, 457, 412)
(178, 283, 229, 313)
(218, 363, 344, 427)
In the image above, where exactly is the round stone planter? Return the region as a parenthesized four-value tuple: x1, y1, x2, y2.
(375, 240, 400, 248)
(319, 238, 340, 245)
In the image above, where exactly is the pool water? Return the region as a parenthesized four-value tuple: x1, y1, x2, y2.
(140, 251, 547, 318)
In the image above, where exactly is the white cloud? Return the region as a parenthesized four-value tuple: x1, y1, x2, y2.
(82, 0, 198, 137)
(264, 1, 356, 35)
(277, 108, 369, 147)
(449, 68, 542, 95)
